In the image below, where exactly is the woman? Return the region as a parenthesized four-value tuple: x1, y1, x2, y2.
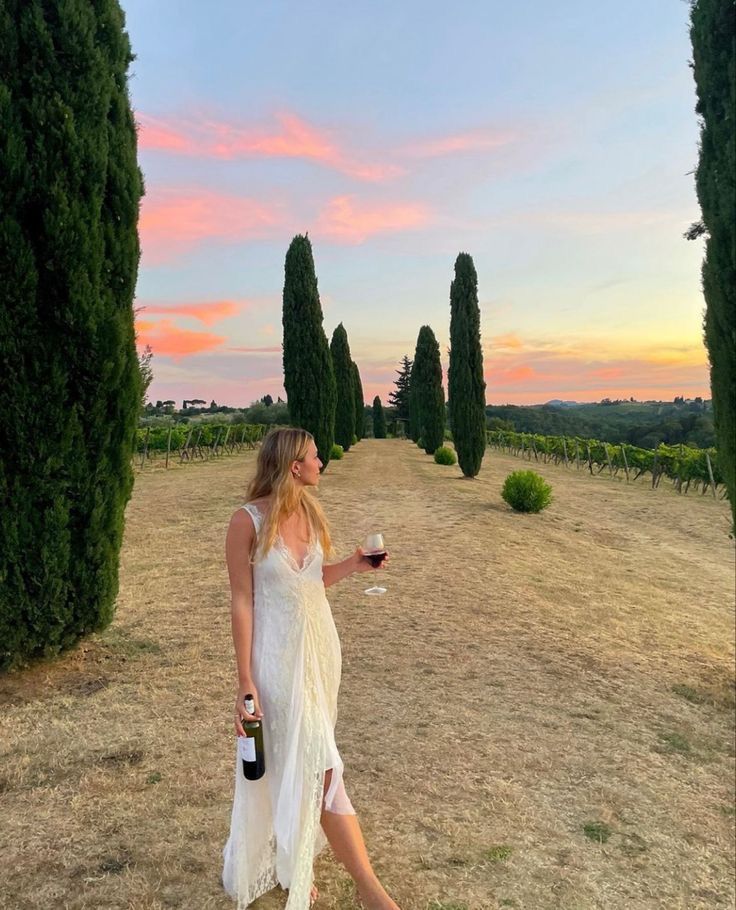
(222, 428, 400, 910)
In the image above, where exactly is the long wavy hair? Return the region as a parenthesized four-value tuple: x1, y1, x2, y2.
(245, 427, 333, 562)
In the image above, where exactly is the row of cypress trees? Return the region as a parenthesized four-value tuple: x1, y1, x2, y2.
(282, 234, 365, 466)
(402, 253, 487, 477)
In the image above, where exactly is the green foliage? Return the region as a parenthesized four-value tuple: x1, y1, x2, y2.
(448, 253, 486, 477)
(485, 401, 716, 449)
(351, 361, 364, 441)
(408, 358, 421, 443)
(484, 845, 513, 862)
(501, 470, 553, 513)
(135, 423, 266, 455)
(583, 821, 612, 843)
(689, 0, 736, 529)
(671, 683, 706, 705)
(412, 325, 446, 454)
(388, 354, 413, 421)
(330, 323, 356, 451)
(372, 396, 387, 438)
(330, 443, 344, 460)
(240, 400, 290, 426)
(434, 446, 457, 465)
(656, 732, 691, 754)
(488, 430, 724, 493)
(0, 0, 144, 670)
(282, 235, 336, 468)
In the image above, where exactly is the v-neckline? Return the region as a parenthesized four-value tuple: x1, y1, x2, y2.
(247, 502, 315, 573)
(276, 534, 315, 574)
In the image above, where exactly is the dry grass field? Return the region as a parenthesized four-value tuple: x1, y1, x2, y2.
(1, 438, 734, 910)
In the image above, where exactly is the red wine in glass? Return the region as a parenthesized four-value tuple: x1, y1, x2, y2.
(364, 533, 387, 595)
(367, 551, 387, 568)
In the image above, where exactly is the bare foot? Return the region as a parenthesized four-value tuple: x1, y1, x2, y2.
(310, 883, 319, 904)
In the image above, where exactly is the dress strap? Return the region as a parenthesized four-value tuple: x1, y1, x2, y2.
(240, 502, 262, 533)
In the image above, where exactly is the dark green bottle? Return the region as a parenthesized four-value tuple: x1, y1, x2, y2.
(239, 693, 265, 780)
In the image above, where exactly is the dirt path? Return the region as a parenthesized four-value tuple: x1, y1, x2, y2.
(1, 439, 733, 910)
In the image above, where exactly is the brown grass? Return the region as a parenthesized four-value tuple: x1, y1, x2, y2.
(1, 438, 734, 910)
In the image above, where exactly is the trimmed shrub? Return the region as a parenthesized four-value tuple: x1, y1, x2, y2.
(330, 443, 344, 460)
(434, 446, 457, 465)
(417, 437, 425, 450)
(501, 470, 552, 513)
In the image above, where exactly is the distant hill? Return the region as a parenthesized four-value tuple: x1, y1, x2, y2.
(485, 400, 714, 449)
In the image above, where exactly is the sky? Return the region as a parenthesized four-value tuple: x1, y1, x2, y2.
(124, 0, 711, 408)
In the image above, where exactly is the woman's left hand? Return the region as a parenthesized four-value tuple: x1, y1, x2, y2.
(353, 546, 390, 574)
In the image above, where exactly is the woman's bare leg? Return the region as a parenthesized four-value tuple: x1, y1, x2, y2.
(319, 771, 400, 909)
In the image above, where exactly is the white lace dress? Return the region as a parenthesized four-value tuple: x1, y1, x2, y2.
(222, 502, 356, 909)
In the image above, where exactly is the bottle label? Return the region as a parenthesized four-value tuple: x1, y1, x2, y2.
(238, 735, 256, 763)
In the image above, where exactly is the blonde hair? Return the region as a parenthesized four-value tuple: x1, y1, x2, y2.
(246, 427, 333, 561)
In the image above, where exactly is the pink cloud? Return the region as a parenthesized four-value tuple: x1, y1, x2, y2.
(135, 319, 226, 360)
(315, 195, 430, 243)
(136, 300, 244, 326)
(139, 188, 282, 263)
(138, 112, 401, 182)
(401, 128, 519, 158)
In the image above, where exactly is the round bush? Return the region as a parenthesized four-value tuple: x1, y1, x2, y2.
(434, 446, 457, 465)
(501, 470, 552, 513)
(330, 443, 344, 460)
(417, 437, 425, 450)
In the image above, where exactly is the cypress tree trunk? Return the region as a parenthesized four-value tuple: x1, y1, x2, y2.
(329, 323, 355, 450)
(352, 361, 365, 441)
(372, 396, 387, 438)
(689, 0, 736, 527)
(448, 253, 487, 477)
(413, 325, 446, 454)
(282, 234, 336, 467)
(0, 0, 144, 669)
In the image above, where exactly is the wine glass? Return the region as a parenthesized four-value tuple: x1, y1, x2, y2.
(363, 533, 387, 596)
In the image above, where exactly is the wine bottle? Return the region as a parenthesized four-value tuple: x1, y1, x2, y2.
(239, 693, 265, 780)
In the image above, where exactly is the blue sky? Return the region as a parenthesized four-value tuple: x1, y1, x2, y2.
(124, 0, 710, 406)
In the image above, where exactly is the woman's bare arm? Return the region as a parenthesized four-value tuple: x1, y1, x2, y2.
(225, 509, 257, 685)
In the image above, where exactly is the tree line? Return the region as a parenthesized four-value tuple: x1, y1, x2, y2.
(386, 254, 487, 477)
(1, 0, 731, 673)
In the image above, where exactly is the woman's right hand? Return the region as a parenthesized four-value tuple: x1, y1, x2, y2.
(234, 682, 264, 737)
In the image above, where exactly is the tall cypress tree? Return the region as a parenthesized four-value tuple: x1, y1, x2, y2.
(282, 234, 336, 467)
(413, 326, 446, 454)
(372, 396, 387, 438)
(351, 361, 365, 441)
(329, 323, 355, 450)
(689, 0, 735, 527)
(0, 0, 144, 669)
(389, 354, 413, 420)
(448, 253, 487, 477)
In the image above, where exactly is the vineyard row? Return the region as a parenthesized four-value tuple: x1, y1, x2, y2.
(487, 430, 726, 499)
(133, 423, 268, 468)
